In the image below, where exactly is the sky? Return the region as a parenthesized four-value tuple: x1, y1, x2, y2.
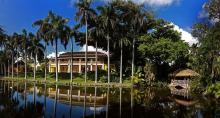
(0, 0, 207, 56)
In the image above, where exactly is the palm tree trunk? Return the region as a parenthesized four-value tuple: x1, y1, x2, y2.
(120, 41, 123, 84)
(95, 41, 98, 83)
(8, 60, 9, 78)
(11, 52, 14, 79)
(131, 38, 135, 84)
(107, 34, 110, 84)
(44, 43, 47, 81)
(85, 14, 88, 83)
(0, 64, 2, 75)
(34, 53, 36, 80)
(70, 38, 73, 82)
(17, 48, 19, 79)
(4, 63, 6, 77)
(55, 38, 58, 82)
(25, 49, 27, 80)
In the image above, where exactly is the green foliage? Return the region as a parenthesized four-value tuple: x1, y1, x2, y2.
(137, 34, 189, 81)
(204, 82, 220, 98)
(138, 36, 188, 64)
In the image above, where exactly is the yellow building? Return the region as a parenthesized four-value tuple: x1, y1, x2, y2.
(49, 51, 111, 73)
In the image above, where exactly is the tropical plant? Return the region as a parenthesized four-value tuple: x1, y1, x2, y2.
(33, 17, 51, 80)
(5, 35, 16, 78)
(75, 0, 97, 83)
(45, 11, 70, 82)
(21, 29, 29, 79)
(28, 33, 44, 80)
(97, 2, 117, 83)
(88, 17, 104, 83)
(11, 33, 21, 78)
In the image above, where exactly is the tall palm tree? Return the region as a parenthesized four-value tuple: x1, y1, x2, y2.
(122, 2, 146, 82)
(5, 35, 16, 79)
(33, 17, 51, 81)
(21, 29, 29, 80)
(0, 27, 7, 76)
(69, 26, 80, 82)
(76, 0, 96, 83)
(46, 11, 70, 82)
(97, 3, 117, 84)
(89, 17, 105, 83)
(28, 33, 44, 80)
(11, 33, 21, 79)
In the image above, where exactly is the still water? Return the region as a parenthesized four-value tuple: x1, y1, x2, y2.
(0, 80, 219, 118)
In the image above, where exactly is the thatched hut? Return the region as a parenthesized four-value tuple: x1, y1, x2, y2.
(169, 69, 199, 89)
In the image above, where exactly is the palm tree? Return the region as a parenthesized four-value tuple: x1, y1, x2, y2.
(11, 33, 21, 79)
(119, 39, 130, 84)
(69, 26, 79, 82)
(21, 29, 29, 80)
(89, 17, 104, 83)
(5, 35, 16, 79)
(76, 0, 96, 83)
(28, 33, 44, 80)
(122, 2, 146, 82)
(0, 27, 7, 76)
(97, 3, 117, 84)
(46, 11, 70, 82)
(33, 17, 51, 81)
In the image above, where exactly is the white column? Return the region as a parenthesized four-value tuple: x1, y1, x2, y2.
(79, 59, 82, 73)
(102, 64, 104, 70)
(58, 59, 60, 72)
(48, 63, 51, 73)
(68, 59, 70, 73)
(90, 59, 93, 71)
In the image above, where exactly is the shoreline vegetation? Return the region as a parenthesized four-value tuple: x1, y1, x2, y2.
(0, 76, 132, 88)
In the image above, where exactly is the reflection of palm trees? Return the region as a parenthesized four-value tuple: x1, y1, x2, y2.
(69, 85, 73, 118)
(130, 87, 134, 118)
(119, 87, 122, 118)
(106, 87, 109, 118)
(94, 86, 97, 118)
(33, 82, 36, 107)
(83, 86, 87, 118)
(53, 84, 58, 118)
(44, 83, 47, 118)
(24, 81, 27, 109)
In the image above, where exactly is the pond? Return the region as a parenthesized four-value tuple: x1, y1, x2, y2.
(0, 80, 220, 118)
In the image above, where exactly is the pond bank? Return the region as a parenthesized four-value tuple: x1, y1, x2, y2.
(0, 77, 132, 88)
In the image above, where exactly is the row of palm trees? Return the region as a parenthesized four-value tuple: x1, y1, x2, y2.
(0, 30, 44, 80)
(0, 0, 153, 84)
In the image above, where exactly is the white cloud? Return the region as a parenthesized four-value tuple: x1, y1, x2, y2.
(80, 45, 107, 54)
(104, 0, 180, 6)
(172, 24, 198, 46)
(47, 51, 66, 58)
(71, 0, 180, 7)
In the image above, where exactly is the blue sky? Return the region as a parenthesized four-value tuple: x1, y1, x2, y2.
(0, 0, 206, 55)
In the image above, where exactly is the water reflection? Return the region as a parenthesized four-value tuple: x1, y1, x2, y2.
(0, 80, 220, 118)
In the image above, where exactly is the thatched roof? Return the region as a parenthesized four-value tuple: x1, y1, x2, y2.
(170, 69, 200, 77)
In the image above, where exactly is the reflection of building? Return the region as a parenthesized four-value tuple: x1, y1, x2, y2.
(47, 88, 106, 107)
(49, 51, 115, 73)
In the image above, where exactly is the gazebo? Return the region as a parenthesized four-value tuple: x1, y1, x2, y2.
(169, 69, 199, 89)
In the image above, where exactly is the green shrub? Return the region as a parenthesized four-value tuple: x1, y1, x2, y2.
(204, 82, 220, 98)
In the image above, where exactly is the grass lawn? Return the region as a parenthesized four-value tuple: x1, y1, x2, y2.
(1, 74, 132, 87)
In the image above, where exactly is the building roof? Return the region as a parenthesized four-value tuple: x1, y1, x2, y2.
(170, 69, 200, 77)
(58, 51, 108, 59)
